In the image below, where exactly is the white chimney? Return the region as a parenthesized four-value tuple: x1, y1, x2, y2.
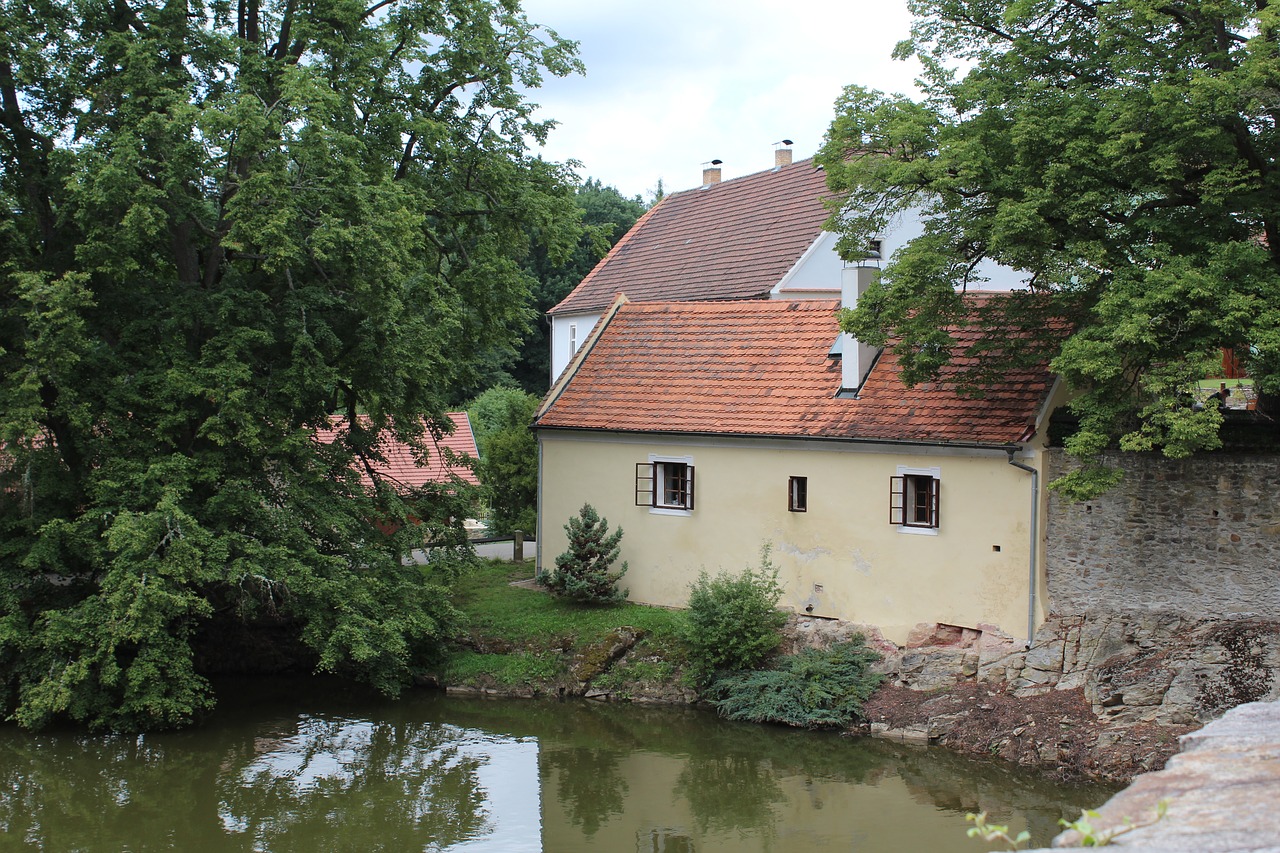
(840, 265, 880, 393)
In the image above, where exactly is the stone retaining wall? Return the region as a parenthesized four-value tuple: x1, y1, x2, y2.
(1045, 450, 1280, 617)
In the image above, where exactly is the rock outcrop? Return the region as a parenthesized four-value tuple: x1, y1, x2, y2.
(1028, 700, 1280, 852)
(784, 610, 1280, 781)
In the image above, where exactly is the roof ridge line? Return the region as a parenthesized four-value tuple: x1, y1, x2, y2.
(663, 155, 821, 196)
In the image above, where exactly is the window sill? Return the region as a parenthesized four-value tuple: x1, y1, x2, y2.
(897, 525, 939, 536)
(649, 507, 693, 517)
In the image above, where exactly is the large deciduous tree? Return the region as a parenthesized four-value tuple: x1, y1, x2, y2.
(818, 0, 1280, 496)
(0, 0, 584, 730)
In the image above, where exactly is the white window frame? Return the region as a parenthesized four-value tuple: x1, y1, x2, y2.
(891, 465, 940, 534)
(636, 455, 695, 516)
(568, 323, 578, 358)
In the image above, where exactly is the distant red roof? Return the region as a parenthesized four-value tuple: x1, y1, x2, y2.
(316, 413, 479, 492)
(550, 159, 833, 316)
(535, 298, 1055, 447)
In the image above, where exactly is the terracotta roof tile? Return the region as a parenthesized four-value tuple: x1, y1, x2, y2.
(550, 160, 833, 315)
(535, 299, 1055, 446)
(316, 413, 479, 492)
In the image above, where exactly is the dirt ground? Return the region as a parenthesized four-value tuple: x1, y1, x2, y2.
(856, 682, 1194, 784)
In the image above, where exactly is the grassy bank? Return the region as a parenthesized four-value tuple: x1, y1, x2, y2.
(439, 559, 689, 697)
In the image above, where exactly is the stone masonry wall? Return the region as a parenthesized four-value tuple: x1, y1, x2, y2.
(1045, 449, 1280, 617)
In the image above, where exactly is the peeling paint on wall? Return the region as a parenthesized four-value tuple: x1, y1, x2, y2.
(776, 540, 832, 563)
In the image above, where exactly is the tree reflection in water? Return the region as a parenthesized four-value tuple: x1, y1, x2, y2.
(217, 716, 491, 850)
(0, 712, 494, 850)
(675, 752, 785, 838)
(538, 747, 628, 837)
(0, 682, 1110, 852)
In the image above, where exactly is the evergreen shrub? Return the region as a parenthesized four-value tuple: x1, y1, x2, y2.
(709, 639, 883, 729)
(681, 547, 787, 685)
(546, 504, 629, 604)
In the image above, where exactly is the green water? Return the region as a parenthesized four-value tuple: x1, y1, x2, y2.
(0, 678, 1109, 851)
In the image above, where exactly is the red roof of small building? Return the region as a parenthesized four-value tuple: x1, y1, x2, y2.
(535, 298, 1055, 447)
(316, 413, 479, 491)
(549, 159, 834, 316)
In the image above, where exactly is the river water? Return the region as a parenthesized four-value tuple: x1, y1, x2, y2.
(0, 677, 1109, 851)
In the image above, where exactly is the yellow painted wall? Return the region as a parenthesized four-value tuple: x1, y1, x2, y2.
(538, 431, 1052, 644)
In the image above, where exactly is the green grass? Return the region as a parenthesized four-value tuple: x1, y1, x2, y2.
(441, 651, 563, 687)
(441, 559, 687, 688)
(453, 559, 685, 650)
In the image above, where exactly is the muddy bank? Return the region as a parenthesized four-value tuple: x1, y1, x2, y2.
(855, 682, 1189, 784)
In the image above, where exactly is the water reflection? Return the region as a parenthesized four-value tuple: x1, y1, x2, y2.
(215, 717, 493, 850)
(0, 679, 1108, 851)
(540, 747, 628, 837)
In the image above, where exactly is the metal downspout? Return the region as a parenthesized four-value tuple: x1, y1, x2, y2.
(535, 434, 544, 579)
(1006, 448, 1040, 649)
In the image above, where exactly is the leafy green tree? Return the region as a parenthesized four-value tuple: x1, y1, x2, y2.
(546, 504, 628, 604)
(466, 385, 538, 535)
(512, 178, 647, 393)
(818, 0, 1280, 497)
(0, 0, 584, 730)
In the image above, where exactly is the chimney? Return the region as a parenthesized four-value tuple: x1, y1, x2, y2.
(840, 265, 880, 393)
(702, 159, 723, 185)
(774, 139, 794, 168)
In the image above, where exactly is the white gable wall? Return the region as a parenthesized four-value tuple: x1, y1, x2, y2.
(771, 206, 1032, 300)
(549, 311, 602, 386)
(771, 231, 844, 298)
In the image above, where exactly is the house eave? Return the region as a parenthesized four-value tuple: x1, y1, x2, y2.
(531, 423, 1024, 454)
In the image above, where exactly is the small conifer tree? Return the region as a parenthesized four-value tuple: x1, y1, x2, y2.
(546, 504, 629, 604)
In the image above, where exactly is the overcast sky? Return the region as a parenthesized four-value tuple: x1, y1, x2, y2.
(517, 0, 925, 201)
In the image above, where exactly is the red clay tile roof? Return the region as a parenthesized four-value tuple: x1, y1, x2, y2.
(535, 298, 1055, 446)
(316, 413, 479, 491)
(549, 159, 834, 316)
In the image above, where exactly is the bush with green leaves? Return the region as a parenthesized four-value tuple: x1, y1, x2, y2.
(546, 504, 629, 604)
(708, 640, 883, 729)
(681, 547, 787, 685)
(466, 386, 540, 536)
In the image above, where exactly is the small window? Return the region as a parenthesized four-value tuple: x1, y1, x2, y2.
(636, 460, 695, 511)
(890, 474, 939, 528)
(788, 476, 808, 512)
(568, 323, 578, 356)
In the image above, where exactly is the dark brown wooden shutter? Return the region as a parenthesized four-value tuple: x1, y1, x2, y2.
(928, 477, 940, 528)
(635, 462, 655, 507)
(889, 475, 905, 525)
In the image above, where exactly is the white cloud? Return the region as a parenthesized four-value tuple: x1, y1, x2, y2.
(520, 0, 923, 198)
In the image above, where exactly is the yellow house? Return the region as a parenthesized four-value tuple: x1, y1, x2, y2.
(533, 295, 1063, 646)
